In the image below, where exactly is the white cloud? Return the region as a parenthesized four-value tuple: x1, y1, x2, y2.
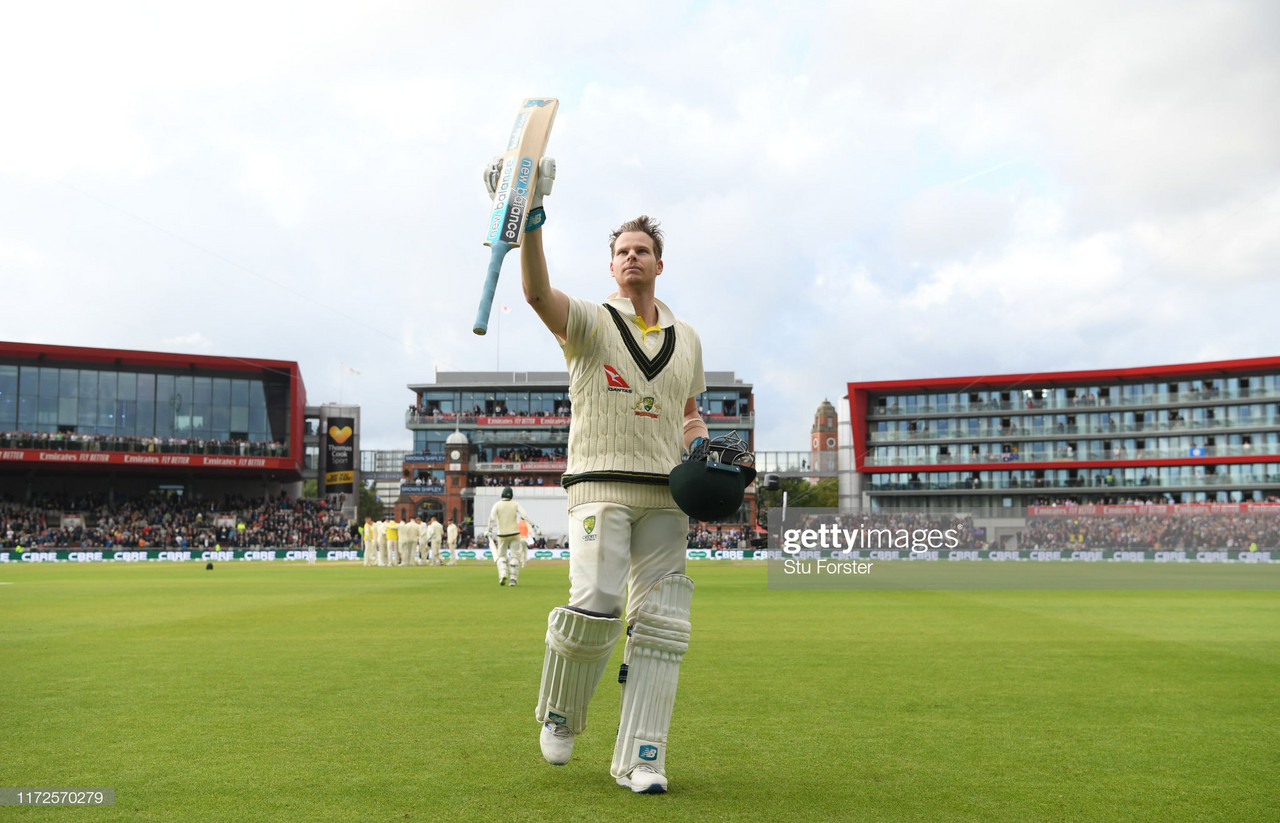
(162, 333, 214, 352)
(1130, 183, 1280, 283)
(0, 238, 45, 268)
(0, 0, 1277, 453)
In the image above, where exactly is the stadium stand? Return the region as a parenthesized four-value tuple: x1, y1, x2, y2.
(0, 493, 352, 550)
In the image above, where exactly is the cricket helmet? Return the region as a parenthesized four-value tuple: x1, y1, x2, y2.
(669, 431, 757, 522)
(501, 487, 514, 500)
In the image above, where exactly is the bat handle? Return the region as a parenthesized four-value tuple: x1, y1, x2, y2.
(474, 240, 512, 335)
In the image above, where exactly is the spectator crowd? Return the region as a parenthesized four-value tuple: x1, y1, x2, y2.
(1, 492, 352, 550)
(1023, 510, 1280, 551)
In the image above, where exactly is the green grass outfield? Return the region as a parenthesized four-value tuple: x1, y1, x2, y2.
(2, 560, 1277, 822)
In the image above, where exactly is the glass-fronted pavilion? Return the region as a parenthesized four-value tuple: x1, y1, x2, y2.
(0, 342, 305, 498)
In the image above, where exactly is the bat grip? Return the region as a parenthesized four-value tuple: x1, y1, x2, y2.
(474, 240, 512, 335)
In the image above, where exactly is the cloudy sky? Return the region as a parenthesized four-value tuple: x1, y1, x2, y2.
(2, 0, 1277, 452)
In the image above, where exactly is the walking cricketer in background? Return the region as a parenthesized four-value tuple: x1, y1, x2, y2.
(487, 487, 540, 586)
(474, 97, 558, 335)
(499, 146, 714, 792)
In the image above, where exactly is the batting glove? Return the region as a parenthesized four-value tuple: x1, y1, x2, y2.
(525, 157, 555, 233)
(530, 157, 555, 209)
(483, 156, 504, 199)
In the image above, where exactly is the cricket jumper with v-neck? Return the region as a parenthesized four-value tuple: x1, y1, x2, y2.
(560, 294, 707, 510)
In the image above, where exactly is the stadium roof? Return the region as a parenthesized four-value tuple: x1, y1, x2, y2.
(848, 355, 1280, 394)
(0, 341, 300, 379)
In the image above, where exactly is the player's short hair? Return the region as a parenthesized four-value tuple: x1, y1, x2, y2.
(610, 215, 664, 261)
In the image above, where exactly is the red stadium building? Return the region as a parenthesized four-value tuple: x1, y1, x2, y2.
(0, 342, 306, 501)
(848, 356, 1280, 512)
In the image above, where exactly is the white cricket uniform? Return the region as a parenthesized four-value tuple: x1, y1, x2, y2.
(446, 522, 459, 564)
(558, 294, 705, 621)
(362, 521, 375, 566)
(399, 519, 420, 565)
(425, 519, 445, 564)
(404, 522, 424, 565)
(375, 520, 389, 565)
(534, 292, 706, 783)
(489, 498, 536, 583)
(386, 520, 402, 565)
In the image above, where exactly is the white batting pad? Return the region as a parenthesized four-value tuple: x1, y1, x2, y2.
(492, 539, 507, 580)
(610, 573, 694, 779)
(535, 607, 625, 734)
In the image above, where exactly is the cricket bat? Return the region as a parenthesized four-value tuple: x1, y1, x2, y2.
(474, 97, 559, 335)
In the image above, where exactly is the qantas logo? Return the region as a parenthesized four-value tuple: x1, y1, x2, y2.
(604, 365, 632, 393)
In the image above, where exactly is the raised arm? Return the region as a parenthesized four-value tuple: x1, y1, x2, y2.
(521, 228, 570, 341)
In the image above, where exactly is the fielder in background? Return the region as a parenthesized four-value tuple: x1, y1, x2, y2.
(445, 520, 459, 565)
(385, 517, 400, 565)
(375, 519, 389, 566)
(425, 516, 445, 565)
(412, 515, 428, 565)
(487, 487, 540, 586)
(403, 516, 422, 565)
(508, 151, 717, 794)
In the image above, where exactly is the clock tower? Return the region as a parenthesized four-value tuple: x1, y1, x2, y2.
(443, 429, 471, 526)
(811, 399, 838, 474)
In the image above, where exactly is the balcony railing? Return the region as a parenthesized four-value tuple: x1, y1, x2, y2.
(860, 445, 1280, 471)
(405, 410, 756, 427)
(870, 472, 1280, 493)
(868, 414, 1280, 443)
(468, 430, 569, 446)
(0, 432, 288, 457)
(754, 451, 838, 474)
(863, 443, 1280, 467)
(868, 386, 1280, 417)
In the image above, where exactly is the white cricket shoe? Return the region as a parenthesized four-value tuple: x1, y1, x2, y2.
(540, 722, 575, 765)
(617, 764, 667, 794)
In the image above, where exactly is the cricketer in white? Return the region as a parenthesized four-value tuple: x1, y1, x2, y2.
(519, 193, 709, 795)
(487, 487, 539, 586)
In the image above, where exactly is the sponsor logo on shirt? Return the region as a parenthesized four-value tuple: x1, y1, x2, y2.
(604, 365, 632, 393)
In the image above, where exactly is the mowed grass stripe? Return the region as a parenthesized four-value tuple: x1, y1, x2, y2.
(2, 562, 1276, 822)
